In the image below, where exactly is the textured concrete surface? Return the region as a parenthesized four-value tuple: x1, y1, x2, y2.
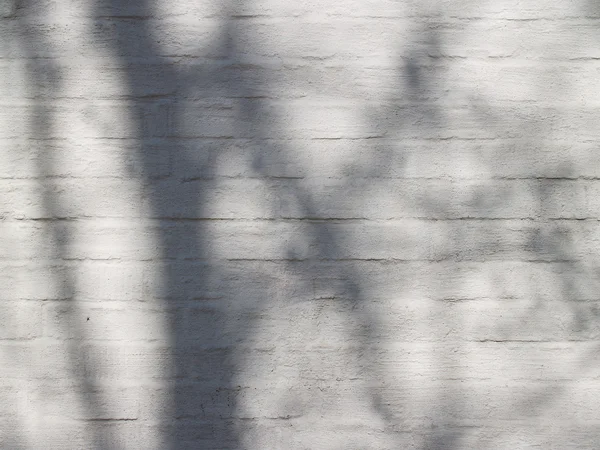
(2, 0, 600, 449)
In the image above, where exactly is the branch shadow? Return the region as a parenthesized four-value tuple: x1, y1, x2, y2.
(9, 0, 600, 448)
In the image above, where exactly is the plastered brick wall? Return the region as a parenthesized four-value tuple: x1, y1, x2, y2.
(2, 0, 600, 449)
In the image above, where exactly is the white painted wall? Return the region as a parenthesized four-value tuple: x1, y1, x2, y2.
(2, 0, 600, 448)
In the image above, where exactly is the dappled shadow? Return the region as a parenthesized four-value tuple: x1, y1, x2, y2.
(4, 0, 600, 448)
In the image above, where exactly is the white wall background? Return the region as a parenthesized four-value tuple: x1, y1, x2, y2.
(2, 0, 600, 448)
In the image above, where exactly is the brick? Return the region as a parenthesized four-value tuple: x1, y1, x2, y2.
(278, 179, 588, 219)
(170, 99, 600, 140)
(156, 219, 589, 261)
(3, 2, 600, 447)
(179, 346, 237, 381)
(14, 0, 600, 20)
(0, 60, 175, 100)
(0, 301, 42, 339)
(172, 99, 503, 140)
(141, 382, 244, 420)
(33, 419, 141, 450)
(161, 60, 600, 105)
(0, 220, 157, 261)
(297, 297, 600, 343)
(0, 382, 28, 417)
(0, 342, 32, 379)
(146, 179, 276, 219)
(28, 381, 139, 420)
(0, 263, 71, 300)
(6, 18, 600, 63)
(0, 419, 29, 450)
(142, 261, 224, 300)
(303, 259, 600, 302)
(170, 140, 306, 180)
(397, 140, 600, 179)
(0, 102, 129, 139)
(145, 419, 240, 450)
(74, 261, 145, 301)
(44, 302, 172, 342)
(167, 138, 600, 181)
(0, 218, 594, 262)
(0, 140, 163, 180)
(0, 100, 166, 140)
(0, 179, 144, 219)
(295, 341, 600, 383)
(32, 342, 176, 381)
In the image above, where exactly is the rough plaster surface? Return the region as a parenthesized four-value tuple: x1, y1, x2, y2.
(2, 0, 600, 449)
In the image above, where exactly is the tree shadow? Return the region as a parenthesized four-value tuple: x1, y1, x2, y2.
(94, 0, 419, 446)
(10, 1, 129, 447)
(7, 0, 600, 448)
